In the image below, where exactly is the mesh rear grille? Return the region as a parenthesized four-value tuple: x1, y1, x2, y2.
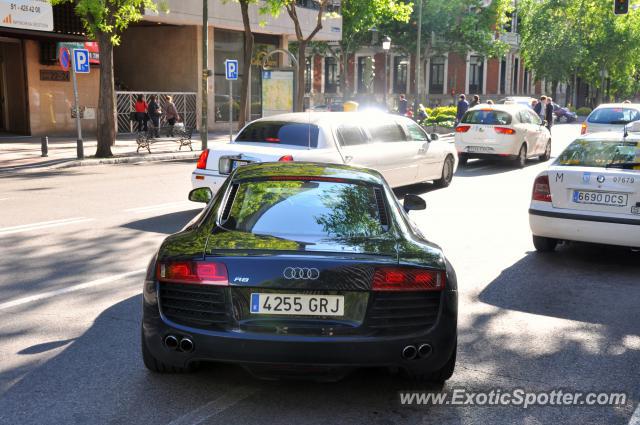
(159, 283, 229, 329)
(221, 184, 239, 221)
(373, 188, 389, 227)
(366, 292, 441, 335)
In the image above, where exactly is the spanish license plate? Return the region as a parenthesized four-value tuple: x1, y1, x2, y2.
(231, 160, 250, 171)
(572, 190, 628, 207)
(467, 146, 493, 153)
(250, 293, 344, 316)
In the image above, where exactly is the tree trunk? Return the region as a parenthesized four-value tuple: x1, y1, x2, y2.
(238, 0, 254, 130)
(95, 32, 115, 157)
(339, 48, 348, 97)
(551, 80, 558, 102)
(295, 41, 307, 112)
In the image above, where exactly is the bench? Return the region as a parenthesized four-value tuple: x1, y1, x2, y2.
(136, 124, 194, 153)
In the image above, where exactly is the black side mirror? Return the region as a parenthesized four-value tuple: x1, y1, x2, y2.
(403, 194, 426, 212)
(430, 133, 439, 141)
(189, 187, 213, 203)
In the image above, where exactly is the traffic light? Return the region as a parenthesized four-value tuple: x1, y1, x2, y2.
(614, 0, 629, 15)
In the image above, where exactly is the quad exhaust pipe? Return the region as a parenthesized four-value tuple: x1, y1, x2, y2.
(164, 335, 194, 353)
(401, 343, 433, 360)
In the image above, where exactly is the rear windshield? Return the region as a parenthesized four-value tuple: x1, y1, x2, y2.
(556, 139, 640, 168)
(462, 110, 512, 125)
(222, 180, 386, 239)
(235, 121, 319, 148)
(587, 108, 640, 125)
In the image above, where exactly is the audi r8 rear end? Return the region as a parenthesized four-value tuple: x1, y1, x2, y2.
(141, 162, 458, 382)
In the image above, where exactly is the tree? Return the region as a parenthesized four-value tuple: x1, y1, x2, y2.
(54, 0, 159, 157)
(263, 0, 330, 111)
(378, 0, 510, 100)
(340, 0, 413, 95)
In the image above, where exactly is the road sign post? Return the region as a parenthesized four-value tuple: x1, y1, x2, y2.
(225, 60, 238, 143)
(69, 48, 89, 159)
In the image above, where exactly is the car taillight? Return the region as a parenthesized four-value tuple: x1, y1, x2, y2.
(278, 155, 294, 162)
(196, 149, 210, 169)
(495, 127, 516, 135)
(455, 125, 471, 133)
(372, 267, 445, 291)
(532, 175, 552, 202)
(157, 261, 228, 285)
(580, 123, 587, 135)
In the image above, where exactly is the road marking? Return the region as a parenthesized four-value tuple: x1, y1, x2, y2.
(124, 201, 193, 213)
(0, 269, 145, 311)
(0, 197, 9, 201)
(0, 217, 95, 236)
(630, 400, 640, 425)
(168, 386, 259, 425)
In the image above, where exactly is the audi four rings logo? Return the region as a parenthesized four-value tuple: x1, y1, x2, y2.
(283, 267, 320, 280)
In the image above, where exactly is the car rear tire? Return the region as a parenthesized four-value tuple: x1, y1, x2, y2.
(141, 327, 194, 373)
(532, 235, 558, 252)
(539, 140, 552, 162)
(515, 144, 527, 168)
(434, 155, 455, 188)
(407, 339, 456, 384)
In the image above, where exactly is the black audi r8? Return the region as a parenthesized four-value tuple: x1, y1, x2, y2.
(141, 162, 458, 382)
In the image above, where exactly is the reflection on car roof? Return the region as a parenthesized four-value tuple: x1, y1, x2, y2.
(231, 161, 387, 185)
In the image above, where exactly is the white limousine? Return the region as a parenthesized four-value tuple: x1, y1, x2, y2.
(191, 112, 458, 194)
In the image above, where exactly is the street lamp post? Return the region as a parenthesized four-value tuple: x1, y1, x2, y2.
(382, 36, 391, 111)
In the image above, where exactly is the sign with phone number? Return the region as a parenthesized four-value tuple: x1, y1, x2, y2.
(1, 1, 53, 32)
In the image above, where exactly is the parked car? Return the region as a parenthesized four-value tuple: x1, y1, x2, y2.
(529, 123, 640, 252)
(310, 102, 344, 112)
(192, 112, 459, 193)
(497, 96, 537, 108)
(144, 162, 459, 382)
(552, 103, 577, 123)
(581, 103, 640, 135)
(454, 104, 552, 168)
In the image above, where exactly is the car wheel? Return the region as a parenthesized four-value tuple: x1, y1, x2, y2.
(515, 144, 527, 168)
(434, 155, 455, 188)
(407, 338, 456, 384)
(532, 235, 558, 252)
(141, 327, 194, 373)
(458, 154, 468, 166)
(539, 140, 552, 162)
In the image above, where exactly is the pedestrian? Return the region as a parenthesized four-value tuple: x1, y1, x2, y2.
(469, 94, 480, 108)
(147, 95, 162, 138)
(165, 96, 180, 137)
(417, 104, 428, 122)
(534, 95, 545, 118)
(531, 99, 538, 111)
(487, 99, 494, 105)
(398, 94, 408, 116)
(134, 94, 148, 132)
(456, 94, 469, 125)
(544, 96, 554, 131)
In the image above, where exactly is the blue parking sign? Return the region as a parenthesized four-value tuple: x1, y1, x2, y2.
(225, 59, 238, 80)
(73, 49, 90, 74)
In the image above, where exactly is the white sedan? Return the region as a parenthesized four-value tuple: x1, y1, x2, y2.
(581, 103, 640, 135)
(529, 126, 640, 251)
(455, 104, 552, 168)
(192, 112, 458, 194)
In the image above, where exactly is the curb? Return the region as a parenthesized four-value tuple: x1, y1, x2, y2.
(1, 151, 201, 174)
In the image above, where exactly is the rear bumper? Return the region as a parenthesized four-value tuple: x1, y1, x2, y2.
(142, 290, 457, 372)
(458, 152, 518, 160)
(191, 171, 227, 193)
(455, 140, 519, 159)
(529, 208, 640, 247)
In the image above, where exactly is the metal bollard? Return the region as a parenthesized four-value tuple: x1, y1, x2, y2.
(41, 136, 48, 157)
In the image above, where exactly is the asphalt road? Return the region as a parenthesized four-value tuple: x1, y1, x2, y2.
(0, 124, 638, 425)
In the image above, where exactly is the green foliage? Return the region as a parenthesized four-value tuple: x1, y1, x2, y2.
(378, 0, 511, 58)
(53, 0, 160, 45)
(519, 0, 640, 97)
(576, 107, 592, 116)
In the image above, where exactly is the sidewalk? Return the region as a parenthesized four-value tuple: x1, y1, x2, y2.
(0, 131, 231, 173)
